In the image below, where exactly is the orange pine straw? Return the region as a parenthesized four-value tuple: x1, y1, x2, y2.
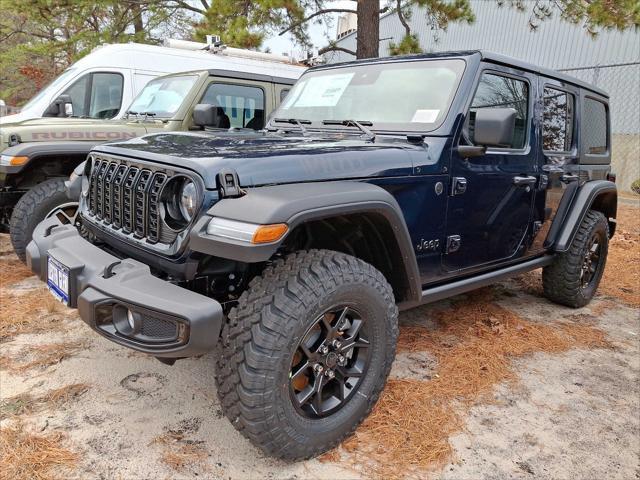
(340, 290, 611, 478)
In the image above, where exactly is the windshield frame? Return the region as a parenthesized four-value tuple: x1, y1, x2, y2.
(126, 73, 199, 119)
(268, 57, 468, 135)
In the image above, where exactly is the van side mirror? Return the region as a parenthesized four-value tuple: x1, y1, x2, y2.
(473, 108, 516, 148)
(192, 104, 219, 128)
(44, 94, 74, 117)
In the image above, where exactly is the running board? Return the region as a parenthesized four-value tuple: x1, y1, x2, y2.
(420, 256, 554, 305)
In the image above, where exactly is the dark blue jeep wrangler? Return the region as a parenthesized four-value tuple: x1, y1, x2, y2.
(27, 51, 617, 460)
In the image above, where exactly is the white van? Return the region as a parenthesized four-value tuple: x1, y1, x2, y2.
(0, 41, 304, 125)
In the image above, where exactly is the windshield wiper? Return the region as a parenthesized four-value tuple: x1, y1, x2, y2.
(126, 111, 161, 122)
(322, 119, 375, 142)
(273, 118, 311, 136)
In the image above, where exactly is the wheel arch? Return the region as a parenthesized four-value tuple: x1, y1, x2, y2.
(189, 181, 422, 305)
(551, 180, 617, 253)
(1, 141, 97, 189)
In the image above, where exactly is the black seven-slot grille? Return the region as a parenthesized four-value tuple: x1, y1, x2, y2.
(88, 158, 168, 243)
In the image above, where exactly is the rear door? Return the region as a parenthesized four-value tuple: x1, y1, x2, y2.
(443, 65, 538, 272)
(529, 78, 581, 252)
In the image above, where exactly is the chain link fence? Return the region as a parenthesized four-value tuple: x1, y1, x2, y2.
(559, 62, 640, 192)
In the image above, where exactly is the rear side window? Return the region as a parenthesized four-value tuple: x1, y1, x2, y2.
(542, 87, 575, 152)
(469, 73, 529, 149)
(582, 98, 608, 154)
(201, 83, 265, 130)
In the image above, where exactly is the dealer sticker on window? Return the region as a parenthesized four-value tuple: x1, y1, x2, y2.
(47, 256, 70, 305)
(411, 109, 440, 123)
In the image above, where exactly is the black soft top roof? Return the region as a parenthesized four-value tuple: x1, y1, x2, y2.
(312, 50, 608, 98)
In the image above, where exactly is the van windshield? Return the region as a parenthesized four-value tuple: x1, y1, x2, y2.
(273, 59, 466, 132)
(127, 75, 198, 118)
(22, 68, 78, 110)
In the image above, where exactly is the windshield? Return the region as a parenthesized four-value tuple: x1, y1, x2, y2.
(274, 59, 466, 132)
(127, 74, 198, 118)
(22, 68, 77, 110)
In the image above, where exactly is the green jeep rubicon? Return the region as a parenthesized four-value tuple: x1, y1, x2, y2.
(1, 68, 300, 259)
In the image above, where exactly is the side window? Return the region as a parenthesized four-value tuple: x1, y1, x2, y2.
(89, 73, 123, 119)
(201, 83, 265, 130)
(582, 98, 608, 154)
(542, 87, 575, 153)
(62, 75, 90, 117)
(279, 89, 290, 104)
(469, 73, 529, 149)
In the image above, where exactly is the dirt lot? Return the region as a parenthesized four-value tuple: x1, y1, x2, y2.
(1, 202, 639, 480)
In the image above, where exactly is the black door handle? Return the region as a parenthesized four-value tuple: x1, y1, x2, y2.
(561, 174, 580, 183)
(513, 176, 537, 187)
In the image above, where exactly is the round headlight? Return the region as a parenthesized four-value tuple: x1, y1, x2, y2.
(179, 181, 197, 221)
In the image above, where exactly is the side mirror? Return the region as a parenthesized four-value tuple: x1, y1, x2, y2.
(192, 104, 219, 128)
(473, 107, 517, 148)
(44, 94, 74, 117)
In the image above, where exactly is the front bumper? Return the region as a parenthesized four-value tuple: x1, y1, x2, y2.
(27, 217, 223, 358)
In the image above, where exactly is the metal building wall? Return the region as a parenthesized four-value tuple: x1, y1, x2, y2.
(328, 1, 640, 191)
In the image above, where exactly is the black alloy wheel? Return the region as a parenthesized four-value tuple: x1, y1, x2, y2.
(580, 230, 604, 289)
(289, 306, 370, 418)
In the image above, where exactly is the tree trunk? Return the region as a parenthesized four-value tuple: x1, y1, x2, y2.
(132, 3, 144, 36)
(356, 0, 379, 59)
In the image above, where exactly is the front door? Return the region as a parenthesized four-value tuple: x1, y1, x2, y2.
(443, 67, 537, 272)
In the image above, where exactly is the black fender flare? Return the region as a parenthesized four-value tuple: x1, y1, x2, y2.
(0, 141, 98, 175)
(189, 181, 422, 304)
(551, 180, 617, 252)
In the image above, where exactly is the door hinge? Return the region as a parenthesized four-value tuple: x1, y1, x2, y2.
(451, 177, 467, 196)
(446, 235, 462, 254)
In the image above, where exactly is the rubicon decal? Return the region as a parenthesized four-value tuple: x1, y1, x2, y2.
(31, 131, 138, 140)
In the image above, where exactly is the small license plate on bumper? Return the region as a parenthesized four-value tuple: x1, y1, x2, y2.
(47, 256, 70, 305)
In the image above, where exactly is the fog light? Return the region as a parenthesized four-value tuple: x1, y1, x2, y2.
(127, 309, 136, 329)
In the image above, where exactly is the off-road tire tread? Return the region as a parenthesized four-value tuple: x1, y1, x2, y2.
(215, 249, 398, 460)
(543, 210, 609, 308)
(9, 177, 68, 262)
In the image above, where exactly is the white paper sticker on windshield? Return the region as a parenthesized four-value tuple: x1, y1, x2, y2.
(294, 73, 354, 108)
(411, 109, 440, 123)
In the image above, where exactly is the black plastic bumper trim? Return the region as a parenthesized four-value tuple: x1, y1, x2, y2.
(27, 217, 223, 358)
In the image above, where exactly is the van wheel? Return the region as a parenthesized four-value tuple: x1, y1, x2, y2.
(215, 249, 398, 460)
(543, 210, 609, 308)
(9, 178, 78, 262)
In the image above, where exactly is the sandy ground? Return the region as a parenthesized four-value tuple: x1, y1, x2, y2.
(1, 203, 639, 479)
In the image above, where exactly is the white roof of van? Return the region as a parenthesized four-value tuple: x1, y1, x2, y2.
(73, 43, 307, 79)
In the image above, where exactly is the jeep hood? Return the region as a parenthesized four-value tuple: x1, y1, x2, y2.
(0, 117, 164, 150)
(92, 131, 437, 189)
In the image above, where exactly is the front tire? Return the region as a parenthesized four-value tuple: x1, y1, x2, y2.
(215, 249, 398, 460)
(9, 178, 78, 262)
(543, 210, 609, 308)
